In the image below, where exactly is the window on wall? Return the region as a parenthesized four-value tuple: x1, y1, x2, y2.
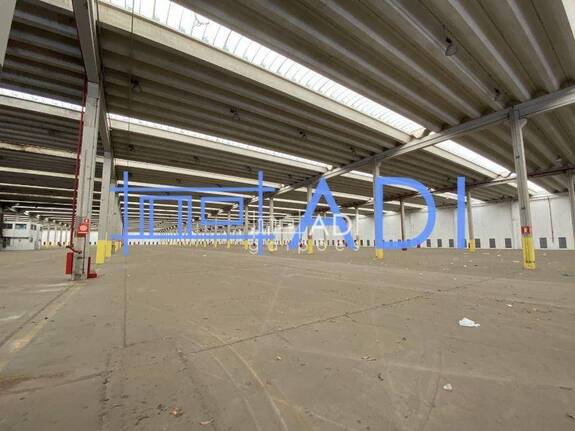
(505, 238, 512, 248)
(426, 239, 432, 248)
(489, 238, 496, 248)
(437, 239, 443, 248)
(475, 238, 481, 248)
(15, 223, 27, 230)
(448, 239, 454, 248)
(539, 237, 548, 249)
(2, 223, 13, 229)
(558, 237, 567, 249)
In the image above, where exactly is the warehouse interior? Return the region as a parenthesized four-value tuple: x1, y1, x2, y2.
(0, 0, 575, 430)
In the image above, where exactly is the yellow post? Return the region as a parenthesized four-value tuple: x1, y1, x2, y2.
(468, 239, 476, 252)
(375, 248, 384, 259)
(243, 240, 249, 250)
(96, 240, 106, 264)
(105, 239, 112, 258)
(521, 231, 536, 270)
(307, 238, 314, 255)
(510, 107, 536, 270)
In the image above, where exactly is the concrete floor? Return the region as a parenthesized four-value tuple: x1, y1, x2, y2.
(0, 246, 574, 430)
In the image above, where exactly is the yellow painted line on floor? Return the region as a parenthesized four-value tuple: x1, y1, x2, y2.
(0, 284, 84, 374)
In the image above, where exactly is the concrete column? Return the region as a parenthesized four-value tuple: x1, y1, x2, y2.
(569, 172, 575, 248)
(306, 185, 314, 254)
(399, 199, 407, 251)
(269, 197, 274, 234)
(96, 152, 113, 264)
(63, 227, 69, 245)
(268, 197, 275, 251)
(57, 225, 63, 245)
(105, 193, 117, 258)
(466, 190, 475, 252)
(47, 223, 53, 246)
(0, 205, 4, 250)
(227, 212, 231, 248)
(510, 107, 535, 269)
(0, 0, 16, 71)
(72, 82, 101, 280)
(279, 218, 283, 245)
(373, 161, 383, 258)
(243, 200, 249, 250)
(354, 207, 360, 245)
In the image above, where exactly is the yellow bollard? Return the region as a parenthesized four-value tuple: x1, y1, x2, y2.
(105, 239, 112, 258)
(96, 240, 106, 264)
(306, 239, 314, 255)
(375, 248, 384, 259)
(468, 239, 476, 253)
(521, 234, 536, 270)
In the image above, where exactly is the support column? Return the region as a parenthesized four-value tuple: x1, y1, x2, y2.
(57, 224, 63, 246)
(373, 161, 383, 258)
(96, 152, 113, 264)
(72, 82, 101, 280)
(569, 172, 575, 248)
(47, 222, 53, 246)
(306, 185, 314, 254)
(268, 197, 275, 251)
(0, 0, 16, 71)
(243, 200, 249, 250)
(226, 212, 231, 248)
(399, 199, 407, 251)
(510, 107, 535, 269)
(0, 205, 4, 250)
(466, 190, 475, 252)
(62, 226, 68, 245)
(355, 207, 360, 246)
(106, 194, 118, 257)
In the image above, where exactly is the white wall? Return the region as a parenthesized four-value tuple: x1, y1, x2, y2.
(339, 193, 573, 250)
(89, 194, 574, 251)
(2, 222, 42, 250)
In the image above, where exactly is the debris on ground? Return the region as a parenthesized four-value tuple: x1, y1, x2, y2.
(567, 413, 575, 421)
(507, 304, 513, 308)
(458, 317, 480, 327)
(275, 355, 282, 361)
(170, 407, 183, 417)
(442, 383, 453, 391)
(377, 373, 384, 381)
(361, 355, 377, 361)
(200, 418, 215, 425)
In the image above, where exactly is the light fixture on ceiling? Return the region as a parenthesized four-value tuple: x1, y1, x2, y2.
(493, 88, 505, 103)
(444, 37, 457, 56)
(230, 107, 240, 121)
(130, 78, 142, 93)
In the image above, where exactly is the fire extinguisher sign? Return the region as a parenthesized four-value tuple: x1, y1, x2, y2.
(78, 218, 90, 237)
(521, 225, 531, 235)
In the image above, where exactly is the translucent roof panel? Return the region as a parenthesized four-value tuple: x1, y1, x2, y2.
(99, 0, 422, 136)
(97, 0, 552, 196)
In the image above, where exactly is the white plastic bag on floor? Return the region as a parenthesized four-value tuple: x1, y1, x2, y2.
(459, 317, 480, 327)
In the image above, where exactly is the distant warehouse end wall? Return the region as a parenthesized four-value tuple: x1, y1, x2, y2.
(352, 194, 573, 250)
(90, 194, 573, 251)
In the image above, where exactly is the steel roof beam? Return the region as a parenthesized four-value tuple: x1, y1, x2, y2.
(72, 0, 112, 154)
(276, 85, 575, 196)
(1, 1, 19, 70)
